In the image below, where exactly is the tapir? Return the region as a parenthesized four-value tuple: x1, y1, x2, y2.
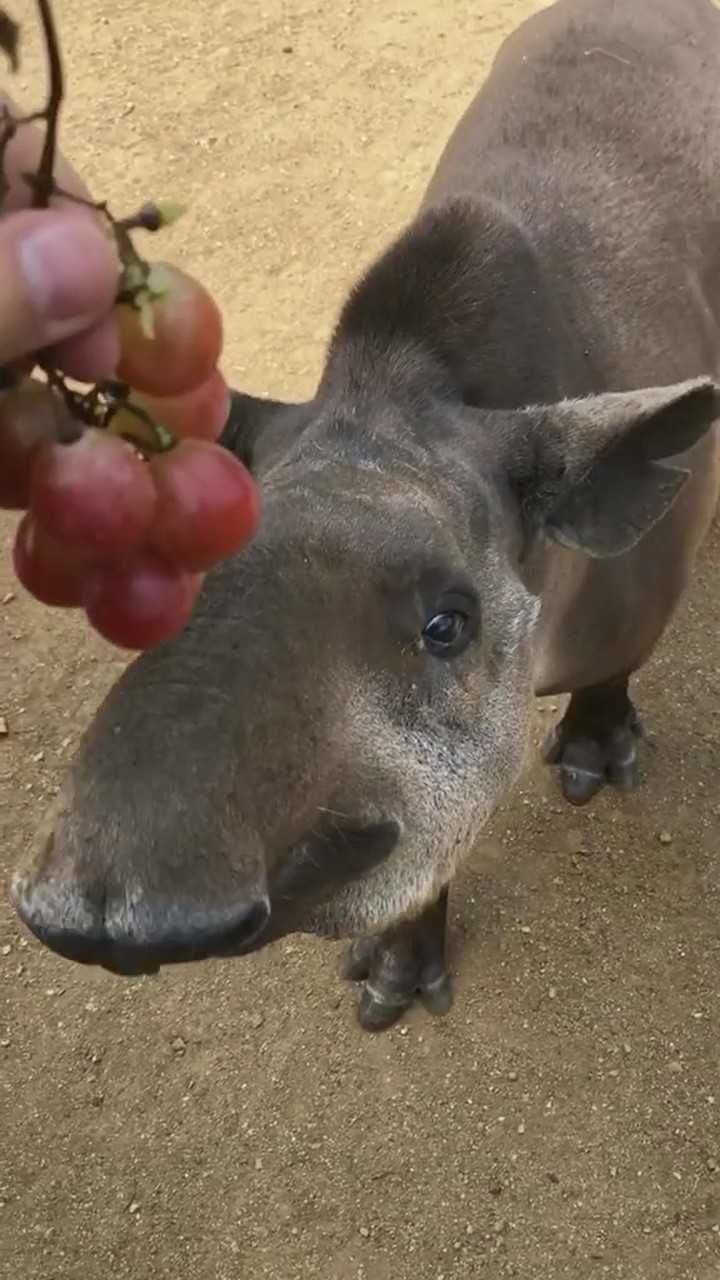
(11, 0, 720, 1030)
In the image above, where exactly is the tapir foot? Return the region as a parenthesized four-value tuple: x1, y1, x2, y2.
(543, 679, 643, 806)
(342, 888, 452, 1031)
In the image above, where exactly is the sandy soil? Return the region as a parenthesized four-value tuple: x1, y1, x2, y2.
(1, 1, 719, 1277)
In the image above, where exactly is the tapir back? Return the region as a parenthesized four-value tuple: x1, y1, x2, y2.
(420, 0, 720, 692)
(424, 0, 720, 397)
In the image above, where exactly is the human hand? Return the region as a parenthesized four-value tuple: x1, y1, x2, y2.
(1, 86, 260, 653)
(0, 95, 120, 380)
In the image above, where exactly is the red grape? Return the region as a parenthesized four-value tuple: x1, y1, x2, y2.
(0, 379, 66, 509)
(30, 429, 157, 556)
(83, 552, 201, 650)
(149, 439, 261, 572)
(13, 512, 89, 607)
(129, 369, 231, 442)
(116, 263, 223, 397)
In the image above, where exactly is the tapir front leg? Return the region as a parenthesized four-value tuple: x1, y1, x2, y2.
(343, 887, 452, 1031)
(543, 677, 643, 806)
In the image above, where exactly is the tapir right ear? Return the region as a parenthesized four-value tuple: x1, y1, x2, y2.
(219, 390, 310, 470)
(514, 377, 719, 559)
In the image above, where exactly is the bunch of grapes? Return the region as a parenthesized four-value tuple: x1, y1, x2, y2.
(0, 4, 261, 650)
(1, 259, 260, 649)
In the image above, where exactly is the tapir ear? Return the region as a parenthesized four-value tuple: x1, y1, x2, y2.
(518, 378, 719, 558)
(219, 390, 310, 470)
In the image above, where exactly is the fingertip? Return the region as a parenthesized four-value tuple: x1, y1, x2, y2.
(0, 208, 121, 365)
(17, 210, 120, 326)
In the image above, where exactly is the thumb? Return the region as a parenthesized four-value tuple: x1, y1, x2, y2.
(0, 208, 120, 366)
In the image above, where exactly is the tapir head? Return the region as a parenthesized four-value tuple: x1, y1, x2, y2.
(11, 370, 718, 973)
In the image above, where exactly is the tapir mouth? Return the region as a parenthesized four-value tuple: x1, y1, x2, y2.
(32, 926, 271, 972)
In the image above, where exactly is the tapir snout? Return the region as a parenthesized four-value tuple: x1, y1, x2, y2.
(13, 457, 494, 972)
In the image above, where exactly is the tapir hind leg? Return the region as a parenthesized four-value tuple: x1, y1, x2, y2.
(342, 887, 452, 1031)
(543, 677, 642, 806)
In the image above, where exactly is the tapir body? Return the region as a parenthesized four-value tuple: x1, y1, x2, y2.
(13, 0, 720, 1029)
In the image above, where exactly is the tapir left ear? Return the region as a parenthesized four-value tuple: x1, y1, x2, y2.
(516, 378, 719, 558)
(220, 390, 311, 471)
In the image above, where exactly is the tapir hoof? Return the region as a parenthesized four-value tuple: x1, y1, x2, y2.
(343, 935, 454, 1032)
(358, 984, 415, 1032)
(543, 705, 643, 806)
(419, 971, 454, 1018)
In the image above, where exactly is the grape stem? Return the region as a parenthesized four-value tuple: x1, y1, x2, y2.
(2, 0, 156, 299)
(29, 0, 63, 209)
(0, 1, 179, 459)
(0, 2, 175, 306)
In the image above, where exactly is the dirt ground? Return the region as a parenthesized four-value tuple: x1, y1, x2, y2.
(1, 0, 720, 1277)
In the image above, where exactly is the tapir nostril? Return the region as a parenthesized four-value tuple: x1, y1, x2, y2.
(224, 897, 271, 951)
(193, 896, 271, 957)
(107, 896, 272, 969)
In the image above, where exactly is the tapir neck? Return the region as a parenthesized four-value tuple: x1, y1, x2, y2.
(320, 195, 576, 413)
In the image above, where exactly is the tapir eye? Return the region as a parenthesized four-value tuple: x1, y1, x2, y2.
(422, 610, 471, 658)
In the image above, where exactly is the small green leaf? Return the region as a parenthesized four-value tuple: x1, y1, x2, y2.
(153, 422, 175, 452)
(138, 294, 156, 340)
(0, 10, 20, 72)
(146, 261, 173, 300)
(106, 402, 175, 455)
